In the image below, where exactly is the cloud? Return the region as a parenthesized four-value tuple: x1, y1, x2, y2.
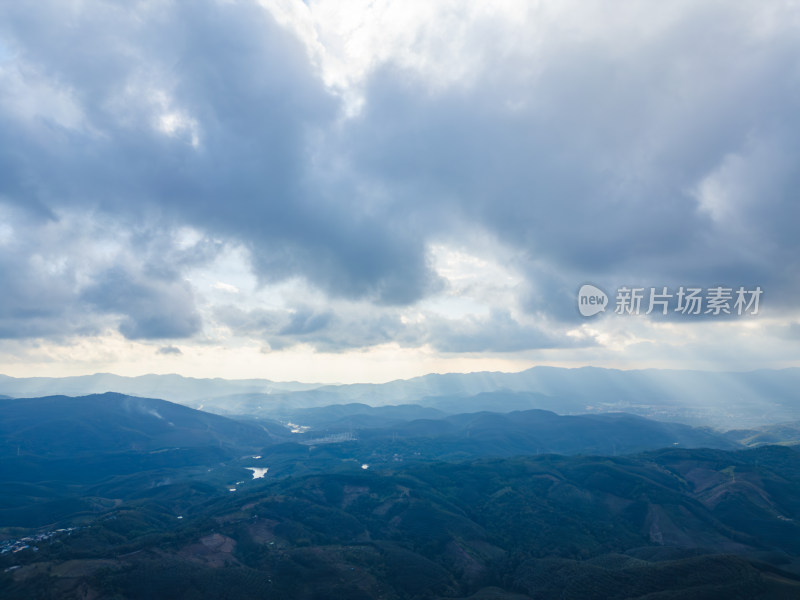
(213, 303, 414, 352)
(213, 301, 590, 354)
(81, 265, 201, 340)
(0, 0, 439, 308)
(0, 0, 798, 366)
(213, 282, 239, 294)
(332, 1, 800, 320)
(0, 202, 212, 340)
(426, 310, 591, 353)
(0, 206, 107, 340)
(157, 346, 182, 356)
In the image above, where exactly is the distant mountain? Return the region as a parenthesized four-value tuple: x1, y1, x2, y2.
(0, 392, 278, 457)
(278, 402, 447, 428)
(431, 409, 738, 454)
(724, 421, 800, 447)
(0, 373, 318, 405)
(286, 366, 800, 424)
(2, 367, 798, 427)
(266, 404, 738, 452)
(325, 366, 800, 428)
(255, 409, 739, 479)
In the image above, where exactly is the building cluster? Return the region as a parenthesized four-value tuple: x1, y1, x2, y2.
(0, 527, 79, 555)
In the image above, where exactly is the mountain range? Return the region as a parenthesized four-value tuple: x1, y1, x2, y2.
(2, 379, 800, 598)
(2, 366, 799, 428)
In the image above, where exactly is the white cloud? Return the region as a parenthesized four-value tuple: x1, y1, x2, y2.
(212, 282, 239, 294)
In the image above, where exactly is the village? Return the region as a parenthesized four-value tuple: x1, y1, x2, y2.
(1, 527, 80, 557)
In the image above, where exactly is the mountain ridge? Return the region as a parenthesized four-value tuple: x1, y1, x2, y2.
(2, 367, 798, 428)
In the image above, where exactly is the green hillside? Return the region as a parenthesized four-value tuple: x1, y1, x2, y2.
(2, 447, 800, 599)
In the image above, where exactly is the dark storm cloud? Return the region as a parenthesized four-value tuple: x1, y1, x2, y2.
(0, 206, 101, 340)
(337, 8, 800, 322)
(278, 308, 333, 336)
(81, 265, 201, 340)
(0, 256, 74, 339)
(213, 304, 416, 352)
(0, 1, 798, 349)
(0, 0, 438, 323)
(427, 310, 585, 353)
(214, 303, 584, 354)
(0, 204, 207, 341)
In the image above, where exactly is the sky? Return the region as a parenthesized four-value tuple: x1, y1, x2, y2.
(0, 0, 798, 383)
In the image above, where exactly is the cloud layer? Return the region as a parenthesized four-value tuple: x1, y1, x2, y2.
(0, 0, 798, 372)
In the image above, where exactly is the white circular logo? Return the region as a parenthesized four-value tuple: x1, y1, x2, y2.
(578, 284, 608, 317)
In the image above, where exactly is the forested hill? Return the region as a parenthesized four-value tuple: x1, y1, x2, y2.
(3, 445, 800, 599)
